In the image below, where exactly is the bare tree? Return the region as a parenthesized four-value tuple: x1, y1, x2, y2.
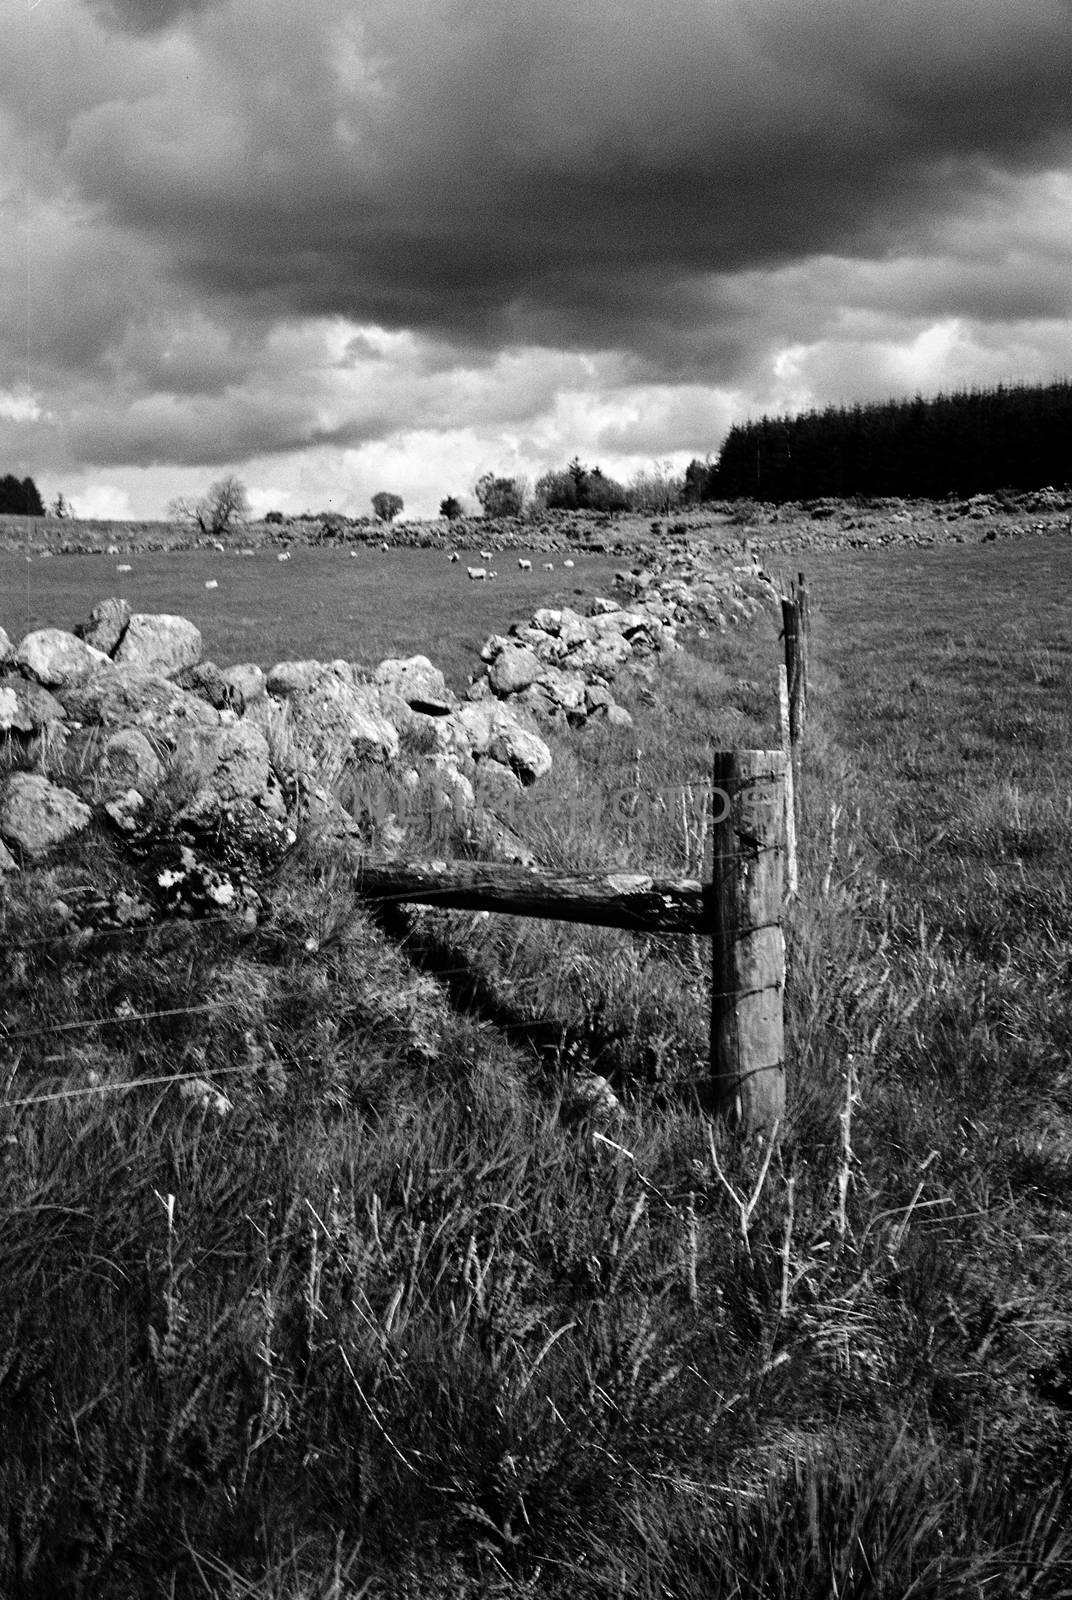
(629, 459, 683, 516)
(168, 474, 250, 537)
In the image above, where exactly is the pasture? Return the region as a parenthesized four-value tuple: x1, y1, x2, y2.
(0, 546, 630, 688)
(2, 524, 1072, 1596)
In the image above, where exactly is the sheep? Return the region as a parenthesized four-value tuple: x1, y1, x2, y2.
(542, 561, 554, 571)
(277, 551, 291, 562)
(116, 563, 132, 573)
(480, 549, 493, 561)
(467, 566, 487, 580)
(204, 579, 218, 590)
(381, 541, 390, 551)
(487, 570, 498, 580)
(518, 558, 532, 571)
(448, 551, 459, 562)
(563, 558, 575, 568)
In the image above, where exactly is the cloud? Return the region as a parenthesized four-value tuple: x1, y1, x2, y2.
(1, 0, 1070, 514)
(69, 483, 134, 519)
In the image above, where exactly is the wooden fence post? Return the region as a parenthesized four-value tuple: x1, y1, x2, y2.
(777, 666, 799, 899)
(710, 749, 787, 1134)
(781, 582, 808, 747)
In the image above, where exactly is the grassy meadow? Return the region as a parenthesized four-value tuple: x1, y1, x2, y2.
(0, 545, 634, 688)
(1, 526, 1071, 1596)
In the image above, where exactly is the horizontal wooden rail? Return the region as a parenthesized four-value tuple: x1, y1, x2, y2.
(352, 861, 710, 934)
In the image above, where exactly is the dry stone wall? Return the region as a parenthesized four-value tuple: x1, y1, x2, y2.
(0, 602, 557, 897)
(0, 553, 768, 899)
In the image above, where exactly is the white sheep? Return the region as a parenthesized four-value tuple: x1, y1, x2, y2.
(381, 541, 389, 551)
(116, 564, 132, 573)
(563, 558, 575, 568)
(480, 549, 493, 561)
(542, 561, 554, 570)
(518, 558, 532, 571)
(277, 551, 291, 562)
(204, 579, 218, 590)
(449, 551, 459, 562)
(467, 566, 487, 580)
(487, 570, 498, 580)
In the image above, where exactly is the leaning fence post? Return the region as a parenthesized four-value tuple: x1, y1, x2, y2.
(710, 749, 787, 1134)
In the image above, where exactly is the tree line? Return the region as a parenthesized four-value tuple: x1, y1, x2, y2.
(703, 379, 1072, 503)
(0, 475, 45, 515)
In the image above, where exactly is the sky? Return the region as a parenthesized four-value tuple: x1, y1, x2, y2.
(4, 0, 1072, 521)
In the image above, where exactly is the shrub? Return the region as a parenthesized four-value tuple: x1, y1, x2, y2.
(474, 473, 527, 518)
(372, 492, 404, 523)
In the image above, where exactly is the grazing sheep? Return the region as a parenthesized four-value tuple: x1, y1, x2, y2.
(480, 549, 493, 561)
(116, 564, 132, 573)
(563, 558, 575, 568)
(487, 570, 498, 580)
(518, 558, 532, 571)
(543, 562, 554, 571)
(467, 566, 487, 580)
(204, 579, 218, 590)
(277, 551, 291, 562)
(449, 551, 459, 562)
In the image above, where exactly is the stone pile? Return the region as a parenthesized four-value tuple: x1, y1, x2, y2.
(467, 564, 770, 728)
(0, 600, 554, 882)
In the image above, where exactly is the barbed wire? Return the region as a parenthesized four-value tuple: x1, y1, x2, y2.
(1, 1001, 225, 1046)
(3, 1059, 256, 1112)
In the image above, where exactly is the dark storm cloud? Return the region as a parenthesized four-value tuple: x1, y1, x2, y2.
(6, 0, 1072, 498)
(52, 0, 1072, 367)
(87, 0, 222, 36)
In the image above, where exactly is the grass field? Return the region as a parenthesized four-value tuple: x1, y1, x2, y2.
(2, 527, 1071, 1596)
(0, 547, 635, 688)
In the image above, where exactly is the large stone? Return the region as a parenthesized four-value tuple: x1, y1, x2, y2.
(453, 701, 498, 756)
(178, 660, 237, 710)
(0, 674, 66, 733)
(15, 629, 109, 688)
(556, 608, 592, 649)
(221, 662, 266, 709)
(473, 755, 523, 806)
(75, 597, 131, 655)
(487, 723, 552, 787)
(488, 646, 542, 697)
(95, 728, 165, 799)
(374, 656, 453, 715)
(114, 614, 202, 677)
(204, 721, 274, 804)
(266, 662, 399, 782)
(565, 635, 633, 674)
(58, 667, 221, 738)
(0, 772, 92, 857)
(266, 660, 327, 698)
